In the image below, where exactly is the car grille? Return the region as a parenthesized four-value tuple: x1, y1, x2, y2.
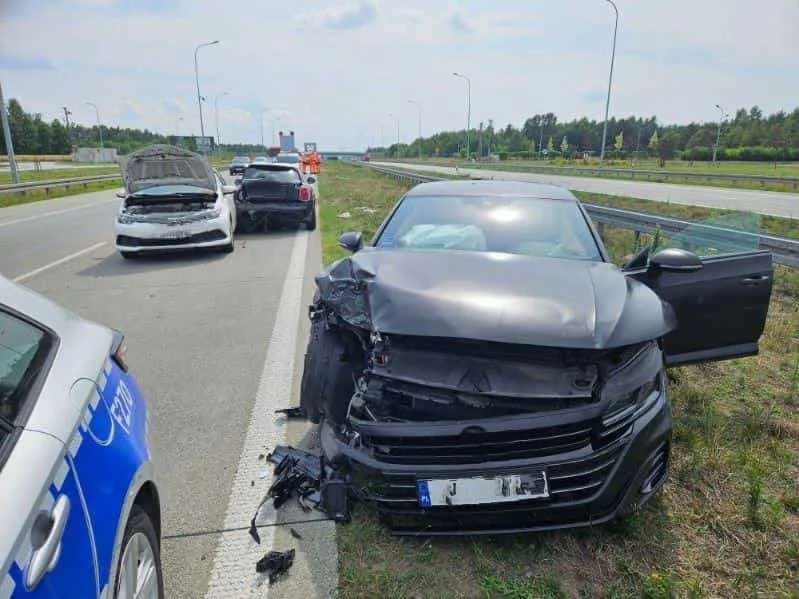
(116, 230, 226, 247)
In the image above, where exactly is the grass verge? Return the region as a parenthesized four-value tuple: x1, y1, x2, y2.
(0, 166, 119, 185)
(320, 162, 799, 599)
(390, 158, 799, 194)
(0, 179, 122, 209)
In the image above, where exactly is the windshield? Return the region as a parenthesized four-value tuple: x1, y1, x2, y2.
(242, 167, 300, 183)
(275, 155, 300, 164)
(374, 195, 602, 261)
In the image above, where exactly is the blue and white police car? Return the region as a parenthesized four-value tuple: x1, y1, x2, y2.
(0, 274, 163, 598)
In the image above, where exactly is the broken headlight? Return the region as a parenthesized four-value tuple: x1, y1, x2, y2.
(600, 341, 664, 416)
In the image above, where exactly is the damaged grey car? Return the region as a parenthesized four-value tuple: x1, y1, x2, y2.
(299, 179, 773, 535)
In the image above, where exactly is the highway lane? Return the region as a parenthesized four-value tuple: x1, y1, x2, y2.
(1, 186, 335, 597)
(375, 161, 799, 220)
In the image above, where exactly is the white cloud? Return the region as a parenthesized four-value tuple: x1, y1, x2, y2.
(293, 1, 377, 31)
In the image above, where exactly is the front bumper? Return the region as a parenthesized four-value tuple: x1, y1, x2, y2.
(236, 200, 313, 221)
(322, 388, 672, 535)
(115, 215, 231, 252)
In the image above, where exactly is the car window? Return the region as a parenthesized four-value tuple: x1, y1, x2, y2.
(243, 167, 300, 183)
(374, 194, 603, 261)
(275, 155, 299, 164)
(0, 310, 53, 437)
(652, 211, 762, 258)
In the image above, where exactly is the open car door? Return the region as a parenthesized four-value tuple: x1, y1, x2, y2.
(625, 211, 773, 367)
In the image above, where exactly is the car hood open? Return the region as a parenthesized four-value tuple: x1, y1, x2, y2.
(315, 248, 677, 349)
(120, 144, 218, 194)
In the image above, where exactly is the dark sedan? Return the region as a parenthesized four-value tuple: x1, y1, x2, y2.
(299, 179, 773, 535)
(228, 155, 250, 175)
(234, 163, 316, 231)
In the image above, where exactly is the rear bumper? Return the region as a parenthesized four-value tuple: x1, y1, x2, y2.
(115, 216, 231, 252)
(236, 200, 314, 221)
(322, 388, 672, 535)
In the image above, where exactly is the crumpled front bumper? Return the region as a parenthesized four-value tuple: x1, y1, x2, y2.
(115, 214, 231, 252)
(321, 388, 672, 535)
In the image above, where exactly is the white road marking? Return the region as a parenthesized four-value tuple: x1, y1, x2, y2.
(0, 198, 117, 229)
(12, 242, 107, 283)
(204, 230, 309, 598)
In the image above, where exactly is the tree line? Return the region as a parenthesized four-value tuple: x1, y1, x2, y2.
(374, 105, 799, 163)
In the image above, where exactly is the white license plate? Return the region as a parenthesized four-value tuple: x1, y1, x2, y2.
(159, 230, 191, 239)
(416, 471, 549, 507)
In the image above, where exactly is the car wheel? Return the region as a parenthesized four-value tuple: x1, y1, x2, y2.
(114, 505, 164, 599)
(120, 251, 137, 260)
(305, 208, 317, 231)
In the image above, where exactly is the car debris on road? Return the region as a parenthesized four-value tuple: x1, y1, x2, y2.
(255, 548, 296, 585)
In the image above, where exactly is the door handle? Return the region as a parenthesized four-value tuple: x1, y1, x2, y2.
(25, 494, 70, 590)
(741, 275, 770, 286)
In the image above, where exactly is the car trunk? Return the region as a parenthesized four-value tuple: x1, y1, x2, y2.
(240, 179, 300, 203)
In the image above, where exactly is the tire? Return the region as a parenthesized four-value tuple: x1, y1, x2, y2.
(114, 505, 164, 599)
(220, 241, 234, 253)
(305, 207, 317, 231)
(120, 251, 137, 260)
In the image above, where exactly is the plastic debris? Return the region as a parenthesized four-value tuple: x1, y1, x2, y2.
(274, 406, 305, 419)
(290, 528, 303, 540)
(337, 211, 352, 219)
(255, 548, 296, 585)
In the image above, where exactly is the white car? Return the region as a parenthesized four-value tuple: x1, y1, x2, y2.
(115, 145, 238, 259)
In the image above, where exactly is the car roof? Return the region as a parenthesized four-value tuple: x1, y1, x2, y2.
(404, 179, 578, 201)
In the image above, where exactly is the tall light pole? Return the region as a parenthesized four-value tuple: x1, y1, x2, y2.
(194, 40, 219, 138)
(175, 115, 184, 137)
(0, 79, 19, 184)
(408, 99, 422, 160)
(389, 113, 399, 144)
(713, 103, 725, 164)
(214, 90, 230, 149)
(599, 0, 619, 164)
(85, 101, 103, 148)
(452, 72, 471, 161)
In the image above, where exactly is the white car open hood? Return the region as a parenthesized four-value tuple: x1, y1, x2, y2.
(120, 144, 217, 194)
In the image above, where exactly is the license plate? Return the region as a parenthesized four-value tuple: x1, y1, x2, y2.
(159, 229, 191, 239)
(417, 471, 549, 507)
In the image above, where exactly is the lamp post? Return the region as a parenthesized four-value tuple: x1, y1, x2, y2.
(713, 103, 725, 164)
(452, 72, 471, 160)
(408, 99, 422, 160)
(194, 40, 219, 138)
(175, 116, 184, 137)
(85, 101, 103, 148)
(0, 79, 19, 184)
(214, 90, 230, 149)
(598, 0, 619, 164)
(389, 113, 399, 144)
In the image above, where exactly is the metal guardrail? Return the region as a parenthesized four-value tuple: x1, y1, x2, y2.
(357, 163, 799, 268)
(391, 159, 799, 189)
(0, 174, 121, 195)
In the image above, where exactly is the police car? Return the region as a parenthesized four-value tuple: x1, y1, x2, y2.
(1, 274, 163, 598)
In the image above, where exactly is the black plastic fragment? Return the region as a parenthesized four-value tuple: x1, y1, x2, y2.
(290, 528, 303, 540)
(321, 471, 350, 523)
(255, 548, 296, 585)
(275, 406, 306, 418)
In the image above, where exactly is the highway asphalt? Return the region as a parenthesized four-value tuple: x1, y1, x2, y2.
(375, 161, 799, 220)
(0, 184, 336, 598)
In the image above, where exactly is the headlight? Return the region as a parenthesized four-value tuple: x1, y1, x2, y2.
(203, 206, 223, 219)
(117, 212, 136, 224)
(600, 342, 663, 415)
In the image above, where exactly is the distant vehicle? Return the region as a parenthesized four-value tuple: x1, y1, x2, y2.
(300, 178, 773, 535)
(0, 273, 164, 597)
(234, 163, 317, 232)
(250, 155, 272, 165)
(274, 152, 301, 168)
(115, 144, 238, 258)
(228, 155, 250, 175)
(362, 153, 371, 161)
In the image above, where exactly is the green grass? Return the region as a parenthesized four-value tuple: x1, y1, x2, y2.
(0, 166, 119, 185)
(0, 179, 122, 208)
(321, 162, 799, 599)
(390, 158, 799, 193)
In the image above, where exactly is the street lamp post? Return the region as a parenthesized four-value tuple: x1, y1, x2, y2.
(713, 103, 725, 164)
(85, 101, 103, 148)
(0, 79, 19, 184)
(408, 99, 422, 160)
(389, 113, 399, 144)
(599, 0, 619, 164)
(453, 72, 471, 160)
(176, 116, 184, 137)
(194, 40, 219, 139)
(214, 91, 230, 150)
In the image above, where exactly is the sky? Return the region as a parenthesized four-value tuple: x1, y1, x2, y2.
(1, 0, 797, 151)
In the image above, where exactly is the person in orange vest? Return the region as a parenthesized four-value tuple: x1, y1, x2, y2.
(311, 152, 321, 174)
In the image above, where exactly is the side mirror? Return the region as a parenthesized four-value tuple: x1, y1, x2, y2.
(222, 184, 237, 194)
(649, 248, 703, 274)
(338, 231, 363, 253)
(115, 189, 127, 199)
(306, 176, 316, 184)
